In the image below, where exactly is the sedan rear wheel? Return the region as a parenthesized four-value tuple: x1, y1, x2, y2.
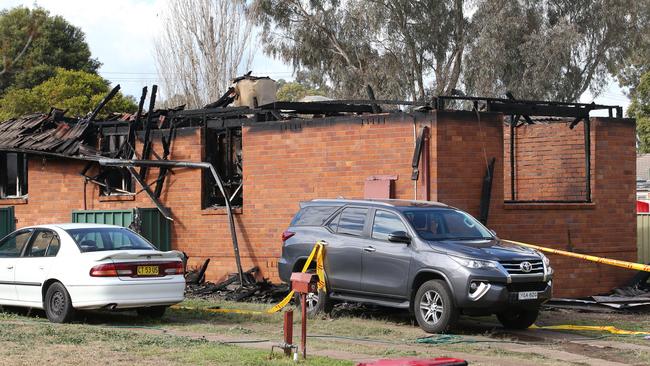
(44, 282, 75, 323)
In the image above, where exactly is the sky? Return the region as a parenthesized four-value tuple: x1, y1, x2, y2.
(3, 0, 632, 115)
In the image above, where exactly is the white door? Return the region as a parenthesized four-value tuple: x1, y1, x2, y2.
(0, 229, 34, 301)
(15, 230, 61, 305)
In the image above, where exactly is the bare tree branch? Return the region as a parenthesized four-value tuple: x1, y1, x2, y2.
(0, 31, 35, 76)
(154, 0, 253, 108)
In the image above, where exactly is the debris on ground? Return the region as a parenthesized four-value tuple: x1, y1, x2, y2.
(185, 266, 290, 304)
(545, 269, 650, 312)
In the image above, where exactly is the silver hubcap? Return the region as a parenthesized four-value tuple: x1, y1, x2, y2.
(419, 290, 444, 324)
(306, 292, 319, 311)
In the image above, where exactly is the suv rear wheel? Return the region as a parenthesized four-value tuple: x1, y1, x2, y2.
(294, 288, 333, 317)
(497, 307, 539, 329)
(413, 280, 458, 333)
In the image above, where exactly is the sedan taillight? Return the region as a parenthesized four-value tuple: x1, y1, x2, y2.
(90, 261, 184, 277)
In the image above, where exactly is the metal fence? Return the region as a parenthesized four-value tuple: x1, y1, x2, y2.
(637, 213, 650, 264)
(72, 208, 171, 251)
(0, 206, 15, 239)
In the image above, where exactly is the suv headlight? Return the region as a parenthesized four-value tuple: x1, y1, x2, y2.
(450, 256, 498, 269)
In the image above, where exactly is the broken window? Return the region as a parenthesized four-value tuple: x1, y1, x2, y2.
(202, 127, 243, 209)
(0, 152, 28, 198)
(504, 120, 591, 203)
(99, 133, 134, 196)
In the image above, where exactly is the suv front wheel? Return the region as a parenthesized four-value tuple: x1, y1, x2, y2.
(414, 280, 458, 333)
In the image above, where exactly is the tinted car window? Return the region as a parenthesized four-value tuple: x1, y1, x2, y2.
(403, 209, 493, 240)
(337, 208, 368, 236)
(45, 235, 61, 257)
(327, 212, 340, 232)
(0, 230, 32, 257)
(291, 206, 339, 226)
(27, 231, 59, 257)
(66, 228, 155, 252)
(372, 210, 408, 241)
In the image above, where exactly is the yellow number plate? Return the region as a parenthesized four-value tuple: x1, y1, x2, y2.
(137, 266, 159, 276)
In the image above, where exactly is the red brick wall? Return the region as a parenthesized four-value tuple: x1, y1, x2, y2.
(504, 122, 588, 201)
(237, 114, 434, 280)
(1, 112, 637, 298)
(434, 113, 637, 297)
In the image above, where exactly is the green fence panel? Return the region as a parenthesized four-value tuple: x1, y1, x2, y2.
(71, 208, 171, 251)
(72, 209, 134, 227)
(137, 208, 171, 251)
(0, 206, 15, 239)
(637, 214, 650, 264)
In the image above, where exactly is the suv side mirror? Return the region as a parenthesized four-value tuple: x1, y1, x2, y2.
(388, 231, 411, 244)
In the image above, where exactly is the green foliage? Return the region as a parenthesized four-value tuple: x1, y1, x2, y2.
(252, 0, 646, 102)
(0, 68, 136, 120)
(0, 6, 100, 94)
(276, 79, 327, 101)
(616, 0, 650, 94)
(630, 72, 650, 152)
(464, 0, 644, 102)
(251, 0, 466, 101)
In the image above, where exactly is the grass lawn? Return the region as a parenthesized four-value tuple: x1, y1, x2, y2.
(0, 310, 353, 366)
(0, 299, 648, 366)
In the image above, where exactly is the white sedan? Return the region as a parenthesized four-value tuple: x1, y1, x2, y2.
(0, 223, 186, 323)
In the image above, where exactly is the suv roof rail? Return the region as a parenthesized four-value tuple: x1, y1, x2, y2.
(308, 198, 452, 209)
(380, 198, 450, 207)
(310, 198, 395, 207)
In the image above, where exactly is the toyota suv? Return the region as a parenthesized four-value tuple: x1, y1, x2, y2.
(278, 199, 553, 333)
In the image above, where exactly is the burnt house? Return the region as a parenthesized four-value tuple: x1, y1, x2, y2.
(0, 86, 636, 298)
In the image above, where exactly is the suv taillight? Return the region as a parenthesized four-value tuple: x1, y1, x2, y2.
(282, 230, 295, 242)
(89, 261, 183, 277)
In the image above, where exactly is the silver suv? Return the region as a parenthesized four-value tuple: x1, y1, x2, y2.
(278, 199, 553, 333)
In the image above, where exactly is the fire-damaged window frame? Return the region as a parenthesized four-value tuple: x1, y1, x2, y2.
(505, 115, 592, 204)
(434, 95, 603, 206)
(98, 130, 135, 196)
(0, 152, 28, 199)
(202, 125, 243, 209)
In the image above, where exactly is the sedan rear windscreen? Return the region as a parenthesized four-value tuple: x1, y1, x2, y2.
(65, 227, 155, 252)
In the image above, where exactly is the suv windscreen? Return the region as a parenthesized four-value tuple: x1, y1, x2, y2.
(402, 209, 493, 241)
(65, 227, 155, 252)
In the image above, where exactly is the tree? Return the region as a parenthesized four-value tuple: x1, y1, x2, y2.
(630, 72, 650, 152)
(253, 0, 645, 102)
(0, 6, 100, 94)
(0, 68, 136, 121)
(276, 79, 328, 101)
(154, 0, 253, 108)
(616, 0, 650, 95)
(463, 0, 645, 101)
(251, 0, 467, 101)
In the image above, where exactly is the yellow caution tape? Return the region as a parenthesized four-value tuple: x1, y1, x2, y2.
(531, 324, 650, 335)
(171, 306, 264, 315)
(174, 242, 328, 316)
(505, 239, 650, 273)
(267, 241, 327, 313)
